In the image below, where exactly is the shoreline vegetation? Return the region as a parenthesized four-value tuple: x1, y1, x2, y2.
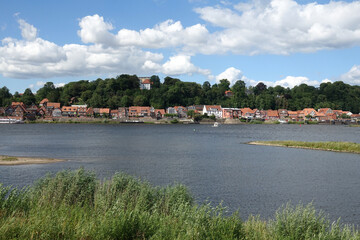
(248, 141, 360, 154)
(0, 155, 65, 165)
(0, 169, 359, 239)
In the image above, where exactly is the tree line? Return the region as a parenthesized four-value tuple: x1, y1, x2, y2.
(1, 74, 360, 113)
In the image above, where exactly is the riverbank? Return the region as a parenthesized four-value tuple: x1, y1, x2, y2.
(0, 155, 65, 165)
(0, 169, 358, 239)
(248, 141, 360, 154)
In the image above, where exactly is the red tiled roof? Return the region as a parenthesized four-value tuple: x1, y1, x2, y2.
(205, 105, 222, 111)
(47, 102, 61, 108)
(267, 110, 279, 117)
(240, 108, 255, 114)
(100, 108, 110, 114)
(40, 98, 49, 104)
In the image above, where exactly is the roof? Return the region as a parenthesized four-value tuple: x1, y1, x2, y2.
(205, 105, 222, 111)
(288, 111, 298, 115)
(155, 109, 165, 114)
(240, 108, 255, 114)
(47, 102, 61, 108)
(40, 98, 49, 104)
(267, 110, 279, 117)
(303, 108, 317, 116)
(141, 79, 151, 84)
(100, 108, 110, 114)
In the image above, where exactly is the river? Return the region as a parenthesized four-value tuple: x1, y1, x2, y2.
(0, 123, 359, 224)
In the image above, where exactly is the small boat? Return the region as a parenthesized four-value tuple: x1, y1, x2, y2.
(213, 122, 219, 127)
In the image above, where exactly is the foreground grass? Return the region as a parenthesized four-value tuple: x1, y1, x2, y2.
(0, 169, 359, 239)
(249, 141, 360, 154)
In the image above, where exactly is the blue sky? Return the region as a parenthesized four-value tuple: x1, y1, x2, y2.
(1, 0, 360, 93)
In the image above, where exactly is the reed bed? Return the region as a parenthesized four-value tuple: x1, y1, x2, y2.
(249, 141, 360, 154)
(0, 169, 359, 239)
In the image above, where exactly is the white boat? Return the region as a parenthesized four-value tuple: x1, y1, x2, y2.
(213, 122, 219, 127)
(279, 119, 288, 124)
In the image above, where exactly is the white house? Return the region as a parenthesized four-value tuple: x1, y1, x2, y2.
(203, 105, 223, 118)
(139, 77, 152, 90)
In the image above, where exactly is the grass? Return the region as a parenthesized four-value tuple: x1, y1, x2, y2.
(249, 140, 360, 154)
(0, 169, 359, 239)
(0, 156, 18, 161)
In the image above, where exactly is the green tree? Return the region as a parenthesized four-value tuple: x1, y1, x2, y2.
(22, 88, 36, 106)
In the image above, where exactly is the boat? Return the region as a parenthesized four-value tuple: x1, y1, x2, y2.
(213, 122, 219, 127)
(279, 119, 288, 124)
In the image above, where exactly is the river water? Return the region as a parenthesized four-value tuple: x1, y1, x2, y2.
(0, 123, 360, 224)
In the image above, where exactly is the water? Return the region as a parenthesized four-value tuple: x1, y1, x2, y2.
(0, 123, 360, 224)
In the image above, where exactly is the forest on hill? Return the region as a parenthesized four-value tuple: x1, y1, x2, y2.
(1, 74, 360, 113)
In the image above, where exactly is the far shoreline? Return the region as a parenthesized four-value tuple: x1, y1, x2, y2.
(0, 155, 66, 165)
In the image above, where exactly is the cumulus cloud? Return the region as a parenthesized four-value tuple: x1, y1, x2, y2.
(340, 65, 360, 85)
(0, 17, 207, 79)
(216, 67, 245, 85)
(194, 0, 360, 55)
(272, 76, 322, 88)
(18, 19, 37, 41)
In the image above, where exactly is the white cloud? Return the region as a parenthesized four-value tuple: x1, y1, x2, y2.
(216, 67, 245, 85)
(162, 55, 210, 76)
(272, 76, 321, 88)
(0, 17, 211, 80)
(194, 0, 360, 55)
(54, 83, 65, 88)
(18, 19, 37, 41)
(340, 65, 360, 85)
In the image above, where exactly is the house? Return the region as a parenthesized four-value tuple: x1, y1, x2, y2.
(225, 90, 233, 97)
(266, 110, 279, 120)
(203, 105, 223, 118)
(167, 107, 177, 115)
(302, 108, 318, 119)
(240, 108, 255, 119)
(187, 105, 204, 114)
(318, 108, 333, 115)
(128, 106, 151, 117)
(154, 109, 166, 119)
(139, 77, 152, 90)
(110, 109, 120, 119)
(288, 111, 299, 121)
(222, 108, 241, 119)
(72, 105, 87, 117)
(61, 106, 78, 117)
(278, 109, 288, 119)
(39, 98, 49, 107)
(118, 107, 128, 118)
(174, 106, 187, 118)
(99, 108, 110, 117)
(11, 104, 27, 120)
(46, 102, 61, 109)
(86, 108, 94, 117)
(52, 108, 62, 118)
(26, 103, 39, 120)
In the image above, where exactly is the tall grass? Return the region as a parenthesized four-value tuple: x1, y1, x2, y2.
(0, 169, 359, 239)
(251, 141, 360, 154)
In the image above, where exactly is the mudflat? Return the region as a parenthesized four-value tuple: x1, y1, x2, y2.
(0, 155, 65, 165)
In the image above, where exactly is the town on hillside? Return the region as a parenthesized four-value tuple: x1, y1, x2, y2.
(0, 98, 359, 124)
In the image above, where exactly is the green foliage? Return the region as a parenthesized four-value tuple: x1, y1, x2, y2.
(1, 76, 360, 112)
(170, 118, 179, 124)
(0, 170, 359, 239)
(252, 140, 360, 154)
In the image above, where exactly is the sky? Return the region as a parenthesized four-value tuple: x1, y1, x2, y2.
(1, 0, 360, 93)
